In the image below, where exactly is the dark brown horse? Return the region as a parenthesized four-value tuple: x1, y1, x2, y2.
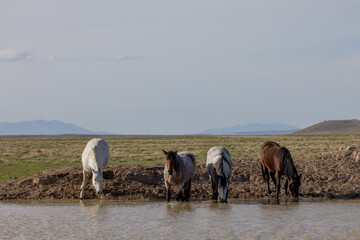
(260, 141, 302, 199)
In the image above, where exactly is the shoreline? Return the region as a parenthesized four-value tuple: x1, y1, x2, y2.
(0, 146, 359, 201)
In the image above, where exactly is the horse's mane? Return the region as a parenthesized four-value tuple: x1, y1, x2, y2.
(279, 147, 298, 178)
(166, 151, 179, 172)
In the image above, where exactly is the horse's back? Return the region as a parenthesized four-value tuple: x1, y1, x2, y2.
(82, 138, 109, 169)
(178, 152, 196, 175)
(206, 146, 232, 177)
(178, 151, 196, 163)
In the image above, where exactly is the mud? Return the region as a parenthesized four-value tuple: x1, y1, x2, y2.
(1, 147, 360, 200)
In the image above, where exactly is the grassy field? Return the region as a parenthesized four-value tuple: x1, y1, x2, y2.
(0, 134, 359, 182)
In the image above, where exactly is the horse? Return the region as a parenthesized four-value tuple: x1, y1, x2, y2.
(260, 141, 302, 199)
(80, 138, 110, 199)
(206, 146, 232, 203)
(162, 150, 196, 202)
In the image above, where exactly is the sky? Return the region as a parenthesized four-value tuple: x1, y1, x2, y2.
(1, 0, 360, 134)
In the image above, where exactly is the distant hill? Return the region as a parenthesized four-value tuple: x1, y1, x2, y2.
(200, 123, 300, 135)
(0, 120, 109, 135)
(294, 119, 360, 135)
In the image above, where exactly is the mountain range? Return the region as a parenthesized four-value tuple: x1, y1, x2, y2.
(3, 119, 358, 136)
(200, 123, 300, 135)
(0, 120, 109, 135)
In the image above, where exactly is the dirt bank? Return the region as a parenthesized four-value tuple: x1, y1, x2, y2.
(1, 147, 360, 201)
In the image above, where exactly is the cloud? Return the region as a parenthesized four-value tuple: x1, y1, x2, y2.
(47, 55, 55, 61)
(0, 49, 34, 62)
(115, 55, 133, 61)
(97, 54, 146, 62)
(47, 54, 76, 62)
(0, 50, 143, 63)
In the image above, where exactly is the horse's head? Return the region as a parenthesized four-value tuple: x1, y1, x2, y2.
(289, 173, 302, 198)
(218, 175, 230, 203)
(162, 150, 177, 175)
(92, 168, 103, 195)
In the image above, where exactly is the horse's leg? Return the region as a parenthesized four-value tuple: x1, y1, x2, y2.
(184, 179, 192, 202)
(165, 181, 171, 202)
(284, 179, 289, 196)
(265, 168, 271, 195)
(80, 170, 90, 199)
(211, 172, 219, 201)
(275, 173, 281, 199)
(176, 184, 184, 201)
(270, 172, 277, 189)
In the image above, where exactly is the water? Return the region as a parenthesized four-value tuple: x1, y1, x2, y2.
(0, 199, 359, 240)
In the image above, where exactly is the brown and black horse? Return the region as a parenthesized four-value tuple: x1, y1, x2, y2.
(260, 141, 302, 199)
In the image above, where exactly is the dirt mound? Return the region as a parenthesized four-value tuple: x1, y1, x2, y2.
(1, 147, 360, 201)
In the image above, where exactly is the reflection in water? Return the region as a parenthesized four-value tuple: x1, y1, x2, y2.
(0, 200, 360, 239)
(79, 199, 110, 236)
(166, 201, 194, 213)
(80, 199, 104, 216)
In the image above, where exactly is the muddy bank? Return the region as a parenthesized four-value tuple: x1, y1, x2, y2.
(1, 147, 360, 201)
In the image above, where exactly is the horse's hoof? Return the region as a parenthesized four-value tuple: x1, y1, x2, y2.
(176, 195, 184, 201)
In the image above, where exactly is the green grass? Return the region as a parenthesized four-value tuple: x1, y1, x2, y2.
(0, 134, 359, 181)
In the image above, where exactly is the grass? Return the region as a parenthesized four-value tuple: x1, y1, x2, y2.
(0, 134, 359, 182)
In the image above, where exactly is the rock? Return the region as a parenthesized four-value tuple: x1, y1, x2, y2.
(33, 175, 56, 185)
(354, 152, 360, 162)
(346, 146, 356, 151)
(325, 192, 335, 198)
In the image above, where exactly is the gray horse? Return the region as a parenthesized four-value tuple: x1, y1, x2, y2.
(163, 150, 196, 202)
(206, 146, 232, 203)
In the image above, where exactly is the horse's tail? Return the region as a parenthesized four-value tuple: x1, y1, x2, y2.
(260, 160, 266, 182)
(220, 154, 231, 178)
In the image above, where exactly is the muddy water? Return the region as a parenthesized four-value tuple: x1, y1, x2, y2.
(0, 199, 359, 239)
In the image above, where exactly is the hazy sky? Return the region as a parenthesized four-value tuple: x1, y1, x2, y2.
(1, 0, 360, 134)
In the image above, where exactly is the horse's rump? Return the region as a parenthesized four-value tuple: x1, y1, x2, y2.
(82, 138, 110, 171)
(207, 147, 232, 177)
(259, 141, 282, 173)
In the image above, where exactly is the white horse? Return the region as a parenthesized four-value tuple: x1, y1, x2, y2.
(206, 146, 232, 203)
(80, 138, 110, 199)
